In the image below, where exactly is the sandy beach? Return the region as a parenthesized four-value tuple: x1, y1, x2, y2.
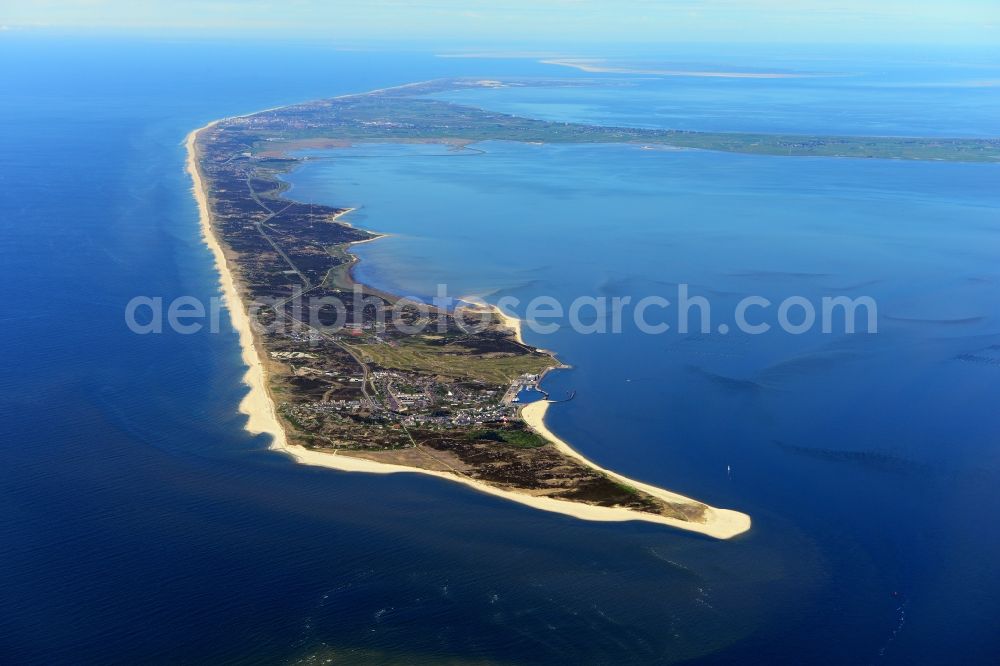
(186, 124, 288, 449)
(455, 298, 527, 345)
(541, 58, 816, 78)
(520, 401, 751, 538)
(329, 206, 357, 223)
(491, 305, 526, 345)
(187, 121, 750, 540)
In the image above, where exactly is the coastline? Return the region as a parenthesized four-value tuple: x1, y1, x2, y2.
(454, 298, 526, 346)
(520, 401, 751, 538)
(492, 305, 526, 345)
(540, 58, 817, 79)
(186, 124, 288, 450)
(187, 119, 751, 540)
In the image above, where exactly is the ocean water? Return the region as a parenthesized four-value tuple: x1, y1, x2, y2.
(2, 35, 999, 664)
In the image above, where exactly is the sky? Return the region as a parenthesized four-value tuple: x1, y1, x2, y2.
(2, 0, 998, 46)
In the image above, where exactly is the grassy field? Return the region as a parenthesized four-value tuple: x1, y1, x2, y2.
(346, 340, 554, 385)
(469, 429, 548, 448)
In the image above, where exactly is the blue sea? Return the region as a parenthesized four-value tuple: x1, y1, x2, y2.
(2, 35, 999, 664)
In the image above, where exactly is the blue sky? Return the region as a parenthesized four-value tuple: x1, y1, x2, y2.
(2, 0, 998, 45)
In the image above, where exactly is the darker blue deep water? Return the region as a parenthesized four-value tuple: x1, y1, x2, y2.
(1, 36, 999, 664)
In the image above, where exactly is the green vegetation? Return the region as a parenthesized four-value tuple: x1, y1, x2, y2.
(344, 339, 553, 384)
(322, 244, 357, 290)
(252, 81, 1000, 163)
(613, 481, 640, 496)
(470, 429, 548, 449)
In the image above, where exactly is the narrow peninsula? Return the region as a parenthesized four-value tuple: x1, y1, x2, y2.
(185, 79, 995, 540)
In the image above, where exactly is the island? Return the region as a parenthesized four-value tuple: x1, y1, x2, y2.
(184, 78, 997, 540)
